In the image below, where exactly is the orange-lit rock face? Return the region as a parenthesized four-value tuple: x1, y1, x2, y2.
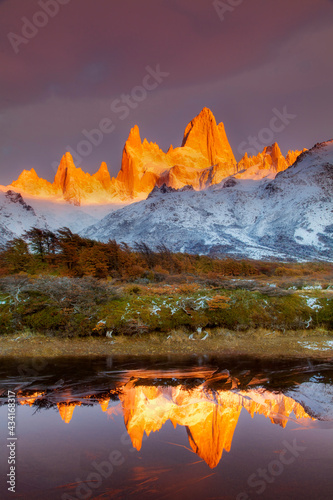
(9, 154, 118, 206)
(286, 148, 307, 166)
(57, 402, 81, 424)
(17, 391, 45, 406)
(113, 126, 161, 198)
(119, 383, 314, 468)
(181, 107, 236, 167)
(93, 162, 112, 190)
(53, 153, 114, 205)
(99, 397, 110, 412)
(7, 108, 305, 205)
(237, 143, 305, 179)
(5, 108, 238, 203)
(114, 108, 237, 198)
(12, 169, 55, 197)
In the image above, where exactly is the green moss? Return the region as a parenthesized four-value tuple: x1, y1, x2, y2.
(313, 298, 333, 328)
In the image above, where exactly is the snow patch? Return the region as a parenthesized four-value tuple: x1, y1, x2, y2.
(305, 298, 323, 310)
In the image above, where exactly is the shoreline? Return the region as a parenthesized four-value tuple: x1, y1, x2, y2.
(1, 330, 332, 360)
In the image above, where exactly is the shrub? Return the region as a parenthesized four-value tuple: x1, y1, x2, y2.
(207, 295, 230, 310)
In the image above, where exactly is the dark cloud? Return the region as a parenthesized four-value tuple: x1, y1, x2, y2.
(0, 0, 332, 183)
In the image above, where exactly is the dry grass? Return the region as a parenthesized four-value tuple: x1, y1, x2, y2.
(1, 327, 332, 360)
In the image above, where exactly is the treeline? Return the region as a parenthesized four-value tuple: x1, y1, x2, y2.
(0, 227, 331, 280)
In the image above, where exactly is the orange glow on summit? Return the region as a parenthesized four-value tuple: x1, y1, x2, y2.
(5, 108, 303, 206)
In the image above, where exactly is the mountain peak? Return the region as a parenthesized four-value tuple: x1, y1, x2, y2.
(93, 162, 112, 189)
(95, 161, 109, 174)
(127, 125, 142, 149)
(29, 167, 38, 177)
(62, 152, 76, 169)
(237, 142, 303, 176)
(181, 107, 215, 147)
(11, 167, 54, 197)
(53, 152, 77, 193)
(263, 142, 282, 157)
(12, 167, 39, 183)
(198, 106, 215, 119)
(181, 108, 236, 167)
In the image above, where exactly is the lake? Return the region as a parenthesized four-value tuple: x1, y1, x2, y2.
(0, 355, 332, 500)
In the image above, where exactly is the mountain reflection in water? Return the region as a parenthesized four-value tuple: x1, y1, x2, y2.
(0, 356, 332, 500)
(8, 362, 319, 468)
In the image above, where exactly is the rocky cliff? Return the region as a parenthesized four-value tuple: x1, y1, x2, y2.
(5, 108, 303, 206)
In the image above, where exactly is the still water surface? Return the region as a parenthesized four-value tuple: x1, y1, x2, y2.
(0, 356, 332, 500)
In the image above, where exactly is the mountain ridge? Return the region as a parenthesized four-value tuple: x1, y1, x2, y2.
(3, 108, 303, 206)
(1, 109, 331, 261)
(82, 140, 333, 261)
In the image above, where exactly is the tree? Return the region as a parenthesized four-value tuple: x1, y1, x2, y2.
(43, 230, 58, 255)
(56, 227, 91, 272)
(134, 241, 156, 269)
(105, 239, 121, 272)
(78, 246, 109, 278)
(23, 227, 46, 261)
(3, 238, 31, 273)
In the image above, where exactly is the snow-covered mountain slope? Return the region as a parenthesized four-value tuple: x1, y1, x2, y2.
(0, 190, 46, 246)
(21, 197, 122, 234)
(82, 141, 333, 261)
(0, 187, 122, 245)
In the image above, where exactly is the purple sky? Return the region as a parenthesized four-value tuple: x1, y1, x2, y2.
(0, 0, 332, 184)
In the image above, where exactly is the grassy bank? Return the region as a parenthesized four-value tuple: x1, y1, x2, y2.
(0, 273, 332, 338)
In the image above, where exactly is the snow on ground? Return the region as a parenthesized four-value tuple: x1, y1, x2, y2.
(297, 340, 333, 351)
(305, 298, 323, 310)
(303, 285, 323, 290)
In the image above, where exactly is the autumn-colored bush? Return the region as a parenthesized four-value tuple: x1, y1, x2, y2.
(178, 283, 200, 294)
(274, 266, 302, 277)
(207, 295, 231, 310)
